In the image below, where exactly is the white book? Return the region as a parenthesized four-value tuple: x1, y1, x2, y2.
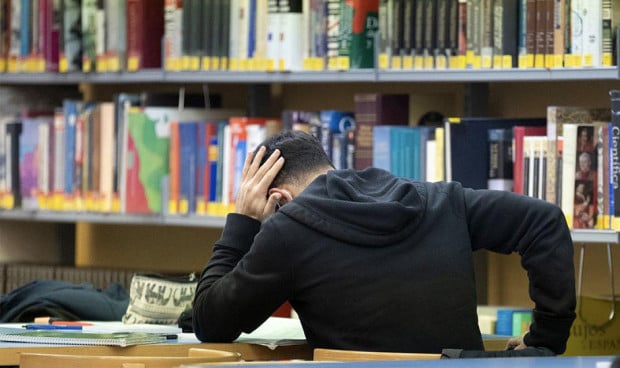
(279, 1, 304, 71)
(426, 139, 437, 182)
(229, 0, 240, 62)
(561, 124, 577, 227)
(266, 0, 280, 68)
(581, 0, 602, 67)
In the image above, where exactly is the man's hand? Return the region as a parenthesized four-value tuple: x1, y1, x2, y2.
(234, 146, 285, 222)
(505, 335, 528, 350)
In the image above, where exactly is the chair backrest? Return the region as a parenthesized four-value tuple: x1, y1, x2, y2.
(313, 348, 441, 362)
(19, 348, 241, 368)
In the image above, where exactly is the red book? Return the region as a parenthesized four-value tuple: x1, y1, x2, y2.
(126, 0, 165, 70)
(168, 121, 180, 214)
(513, 126, 546, 195)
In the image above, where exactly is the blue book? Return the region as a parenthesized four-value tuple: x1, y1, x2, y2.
(247, 0, 257, 58)
(372, 125, 393, 172)
(179, 122, 198, 214)
(19, 0, 30, 59)
(63, 100, 82, 202)
(319, 110, 355, 163)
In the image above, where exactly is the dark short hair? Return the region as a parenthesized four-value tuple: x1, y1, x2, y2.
(256, 130, 334, 188)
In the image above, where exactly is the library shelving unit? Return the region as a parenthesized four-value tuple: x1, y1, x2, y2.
(1, 63, 619, 305)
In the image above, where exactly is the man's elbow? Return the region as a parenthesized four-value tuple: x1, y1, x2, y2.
(192, 307, 240, 343)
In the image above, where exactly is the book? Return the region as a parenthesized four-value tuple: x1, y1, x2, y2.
(487, 128, 513, 191)
(19, 112, 54, 210)
(348, 0, 378, 69)
(610, 90, 620, 229)
(353, 93, 409, 170)
(278, 0, 304, 71)
(104, 0, 127, 72)
(0, 329, 166, 347)
(81, 0, 97, 72)
(513, 125, 546, 195)
(319, 110, 355, 166)
(492, 0, 518, 68)
(545, 106, 611, 205)
(62, 0, 83, 73)
(125, 0, 164, 71)
(445, 117, 546, 190)
(163, 0, 183, 71)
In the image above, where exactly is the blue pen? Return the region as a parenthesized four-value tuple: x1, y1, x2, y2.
(24, 324, 82, 330)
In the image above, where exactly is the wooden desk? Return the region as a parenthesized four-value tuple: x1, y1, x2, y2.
(0, 339, 313, 366)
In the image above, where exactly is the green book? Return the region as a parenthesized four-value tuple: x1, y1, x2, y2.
(0, 330, 166, 347)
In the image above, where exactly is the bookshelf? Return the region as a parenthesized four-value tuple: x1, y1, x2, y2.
(2, 68, 620, 305)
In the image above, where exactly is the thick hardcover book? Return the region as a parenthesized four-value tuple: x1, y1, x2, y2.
(545, 106, 610, 205)
(278, 0, 304, 70)
(390, 0, 404, 61)
(178, 122, 198, 214)
(168, 121, 180, 214)
(126, 0, 164, 70)
(319, 110, 355, 165)
(163, 0, 183, 70)
(353, 93, 409, 170)
(0, 329, 166, 347)
(513, 125, 546, 195)
(62, 0, 83, 72)
(39, 0, 61, 72)
(348, 0, 378, 68)
(19, 112, 54, 210)
(81, 0, 97, 71)
(6, 121, 22, 208)
(105, 0, 127, 71)
(493, 0, 518, 68)
(610, 90, 620, 228)
(444, 116, 546, 190)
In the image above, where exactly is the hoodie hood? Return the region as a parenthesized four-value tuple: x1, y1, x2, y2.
(279, 167, 426, 246)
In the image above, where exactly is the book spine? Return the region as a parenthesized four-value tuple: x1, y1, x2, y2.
(278, 0, 304, 70)
(581, 0, 602, 67)
(179, 122, 197, 214)
(349, 0, 378, 69)
(488, 128, 514, 191)
(62, 0, 82, 73)
(168, 121, 180, 214)
(601, 0, 613, 66)
(610, 90, 620, 229)
(552, 0, 565, 66)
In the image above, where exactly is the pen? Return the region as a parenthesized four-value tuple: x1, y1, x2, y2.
(24, 324, 83, 330)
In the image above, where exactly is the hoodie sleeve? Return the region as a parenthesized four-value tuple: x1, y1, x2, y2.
(462, 188, 576, 354)
(192, 213, 291, 342)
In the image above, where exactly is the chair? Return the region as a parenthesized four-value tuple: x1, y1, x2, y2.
(312, 348, 441, 362)
(19, 348, 241, 368)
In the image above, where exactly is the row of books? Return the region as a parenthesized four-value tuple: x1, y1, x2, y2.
(2, 90, 620, 229)
(378, 0, 620, 70)
(477, 305, 532, 336)
(1, 0, 618, 74)
(480, 105, 619, 231)
(0, 97, 371, 217)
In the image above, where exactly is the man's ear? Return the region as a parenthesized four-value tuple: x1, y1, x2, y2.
(268, 187, 293, 205)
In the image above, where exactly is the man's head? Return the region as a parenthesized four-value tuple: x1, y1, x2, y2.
(256, 130, 334, 199)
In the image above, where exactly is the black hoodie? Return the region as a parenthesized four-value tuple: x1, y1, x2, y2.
(193, 168, 576, 354)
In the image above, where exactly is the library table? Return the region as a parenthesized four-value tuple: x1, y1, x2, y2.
(184, 356, 618, 368)
(0, 335, 313, 366)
